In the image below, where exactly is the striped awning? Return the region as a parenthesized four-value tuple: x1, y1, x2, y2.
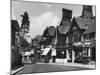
(41, 48, 51, 55)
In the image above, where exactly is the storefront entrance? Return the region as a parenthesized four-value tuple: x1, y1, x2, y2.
(91, 47, 96, 61)
(56, 49, 66, 58)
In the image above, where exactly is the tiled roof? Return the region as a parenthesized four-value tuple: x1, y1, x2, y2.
(11, 20, 20, 31)
(58, 25, 70, 34)
(33, 35, 42, 42)
(48, 26, 56, 36)
(84, 23, 96, 34)
(75, 17, 92, 29)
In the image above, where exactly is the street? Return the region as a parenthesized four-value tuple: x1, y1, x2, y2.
(11, 2, 96, 75)
(14, 63, 93, 75)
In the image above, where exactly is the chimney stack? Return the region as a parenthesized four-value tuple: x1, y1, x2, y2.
(82, 5, 93, 18)
(60, 8, 72, 26)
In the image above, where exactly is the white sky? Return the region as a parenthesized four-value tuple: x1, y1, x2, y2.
(12, 1, 96, 42)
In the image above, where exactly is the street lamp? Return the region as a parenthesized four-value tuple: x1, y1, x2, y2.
(62, 51, 64, 64)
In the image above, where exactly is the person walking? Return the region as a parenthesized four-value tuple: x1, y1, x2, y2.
(51, 47, 56, 63)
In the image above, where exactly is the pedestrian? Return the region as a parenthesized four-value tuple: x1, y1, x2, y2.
(51, 47, 56, 63)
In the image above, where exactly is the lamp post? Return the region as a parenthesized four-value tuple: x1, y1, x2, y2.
(62, 51, 64, 64)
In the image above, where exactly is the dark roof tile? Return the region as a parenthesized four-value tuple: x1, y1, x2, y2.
(58, 25, 70, 34)
(75, 17, 92, 29)
(48, 26, 56, 36)
(84, 23, 96, 34)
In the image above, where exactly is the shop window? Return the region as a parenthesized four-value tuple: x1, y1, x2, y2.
(79, 35, 81, 41)
(82, 49, 88, 57)
(56, 50, 66, 58)
(24, 56, 27, 60)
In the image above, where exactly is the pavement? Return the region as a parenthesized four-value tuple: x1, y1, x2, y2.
(13, 62, 95, 75)
(11, 65, 27, 75)
(45, 62, 96, 69)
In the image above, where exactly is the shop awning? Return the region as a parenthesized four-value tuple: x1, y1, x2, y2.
(51, 48, 56, 56)
(73, 42, 83, 47)
(41, 48, 51, 55)
(83, 39, 96, 48)
(24, 51, 31, 56)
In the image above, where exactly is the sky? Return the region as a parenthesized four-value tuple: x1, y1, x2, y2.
(11, 0, 96, 42)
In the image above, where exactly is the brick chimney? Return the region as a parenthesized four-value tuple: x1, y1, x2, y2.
(82, 5, 93, 18)
(60, 8, 72, 26)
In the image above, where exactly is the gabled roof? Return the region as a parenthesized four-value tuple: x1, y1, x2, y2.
(84, 23, 96, 34)
(33, 35, 42, 42)
(58, 25, 70, 34)
(11, 20, 20, 31)
(48, 26, 56, 36)
(75, 17, 92, 29)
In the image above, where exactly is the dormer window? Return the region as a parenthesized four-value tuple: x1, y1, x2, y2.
(72, 27, 77, 30)
(84, 24, 89, 27)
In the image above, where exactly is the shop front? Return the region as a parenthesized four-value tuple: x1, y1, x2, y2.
(82, 40, 96, 64)
(55, 45, 70, 63)
(41, 47, 52, 63)
(72, 45, 83, 63)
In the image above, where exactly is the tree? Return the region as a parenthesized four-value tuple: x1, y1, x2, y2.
(21, 12, 30, 27)
(42, 27, 49, 38)
(42, 26, 55, 45)
(20, 38, 30, 50)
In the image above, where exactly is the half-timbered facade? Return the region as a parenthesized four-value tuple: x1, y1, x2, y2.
(82, 22, 96, 63)
(56, 8, 72, 62)
(67, 5, 96, 63)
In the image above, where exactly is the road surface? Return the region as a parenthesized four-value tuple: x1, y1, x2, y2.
(14, 63, 93, 75)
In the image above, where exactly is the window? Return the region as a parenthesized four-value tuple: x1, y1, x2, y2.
(84, 24, 89, 27)
(73, 34, 79, 42)
(84, 34, 89, 40)
(90, 33, 95, 39)
(56, 50, 66, 58)
(72, 27, 77, 30)
(82, 49, 88, 57)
